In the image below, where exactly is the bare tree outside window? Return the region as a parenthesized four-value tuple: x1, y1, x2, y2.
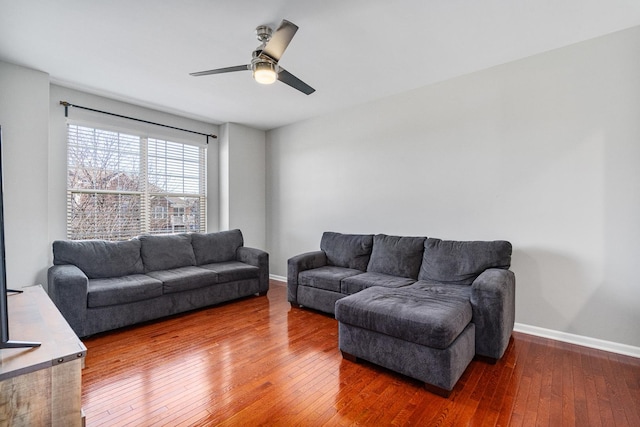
(69, 193, 141, 240)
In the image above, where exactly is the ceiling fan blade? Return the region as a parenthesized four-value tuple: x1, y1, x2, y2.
(190, 65, 250, 76)
(277, 68, 315, 95)
(262, 20, 298, 62)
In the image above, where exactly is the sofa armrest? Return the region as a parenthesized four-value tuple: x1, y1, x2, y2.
(47, 264, 89, 337)
(287, 251, 327, 304)
(470, 268, 516, 360)
(237, 246, 269, 295)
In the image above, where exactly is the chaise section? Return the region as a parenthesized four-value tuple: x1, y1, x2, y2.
(336, 286, 475, 395)
(339, 322, 475, 396)
(336, 286, 472, 349)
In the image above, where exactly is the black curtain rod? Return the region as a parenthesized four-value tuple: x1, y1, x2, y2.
(60, 101, 217, 143)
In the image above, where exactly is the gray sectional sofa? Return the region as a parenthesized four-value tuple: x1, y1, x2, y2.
(48, 229, 268, 338)
(288, 232, 515, 396)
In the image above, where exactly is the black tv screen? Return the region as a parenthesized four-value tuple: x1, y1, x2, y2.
(0, 125, 40, 349)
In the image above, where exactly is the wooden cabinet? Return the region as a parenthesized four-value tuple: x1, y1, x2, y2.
(0, 285, 86, 426)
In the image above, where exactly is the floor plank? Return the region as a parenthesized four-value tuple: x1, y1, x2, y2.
(81, 281, 640, 426)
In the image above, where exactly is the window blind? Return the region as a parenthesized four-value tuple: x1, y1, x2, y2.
(66, 124, 206, 240)
(146, 138, 206, 234)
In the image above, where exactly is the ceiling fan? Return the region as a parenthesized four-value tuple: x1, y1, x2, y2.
(190, 19, 315, 95)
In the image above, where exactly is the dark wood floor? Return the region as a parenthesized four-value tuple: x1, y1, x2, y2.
(81, 280, 640, 426)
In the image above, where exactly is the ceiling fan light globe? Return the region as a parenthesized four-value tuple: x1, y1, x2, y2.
(253, 62, 277, 85)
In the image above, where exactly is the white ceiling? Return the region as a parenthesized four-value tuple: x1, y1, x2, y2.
(1, 1, 639, 130)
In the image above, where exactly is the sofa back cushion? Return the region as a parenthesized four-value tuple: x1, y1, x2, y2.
(366, 234, 426, 279)
(139, 234, 196, 272)
(53, 239, 144, 279)
(419, 238, 512, 285)
(191, 229, 244, 265)
(320, 232, 374, 271)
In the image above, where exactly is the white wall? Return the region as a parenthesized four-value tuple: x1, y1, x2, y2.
(266, 26, 640, 348)
(0, 61, 50, 289)
(219, 123, 266, 249)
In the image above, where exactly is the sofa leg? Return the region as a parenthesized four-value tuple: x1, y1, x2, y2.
(474, 354, 498, 365)
(258, 291, 268, 296)
(341, 351, 358, 363)
(290, 302, 302, 308)
(424, 383, 452, 398)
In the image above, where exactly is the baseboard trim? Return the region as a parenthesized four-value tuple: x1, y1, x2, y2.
(514, 322, 640, 358)
(269, 274, 286, 283)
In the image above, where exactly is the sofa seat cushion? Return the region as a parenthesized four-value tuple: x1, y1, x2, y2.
(335, 286, 472, 349)
(367, 234, 426, 279)
(199, 261, 259, 283)
(341, 272, 415, 295)
(87, 274, 163, 308)
(147, 266, 218, 294)
(298, 266, 363, 293)
(419, 238, 512, 285)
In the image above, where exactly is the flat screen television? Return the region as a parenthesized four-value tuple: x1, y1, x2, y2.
(0, 125, 40, 349)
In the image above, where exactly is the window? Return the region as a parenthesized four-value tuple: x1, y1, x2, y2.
(67, 124, 206, 240)
(152, 206, 167, 219)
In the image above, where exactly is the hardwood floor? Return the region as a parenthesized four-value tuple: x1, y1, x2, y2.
(81, 281, 640, 426)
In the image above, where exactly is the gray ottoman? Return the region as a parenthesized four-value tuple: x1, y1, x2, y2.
(335, 286, 475, 397)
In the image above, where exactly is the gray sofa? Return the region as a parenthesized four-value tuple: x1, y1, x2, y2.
(48, 229, 268, 338)
(288, 232, 515, 396)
